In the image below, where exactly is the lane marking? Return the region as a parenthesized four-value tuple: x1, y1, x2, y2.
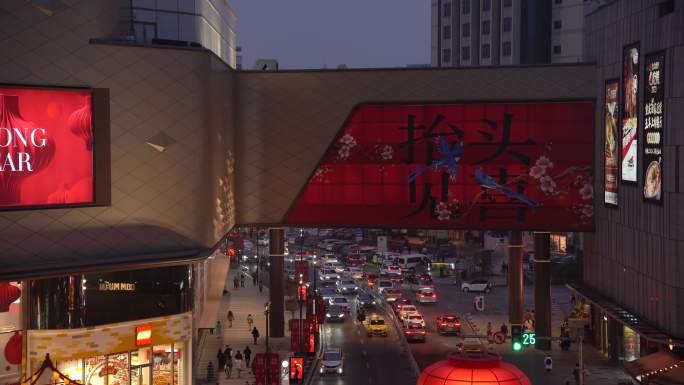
(362, 349, 367, 356)
(366, 362, 371, 369)
(361, 339, 365, 345)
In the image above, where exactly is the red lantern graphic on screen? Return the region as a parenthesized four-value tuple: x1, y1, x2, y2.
(0, 94, 55, 204)
(4, 331, 22, 365)
(0, 283, 20, 312)
(68, 98, 92, 151)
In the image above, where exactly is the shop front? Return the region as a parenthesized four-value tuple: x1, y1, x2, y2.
(0, 282, 22, 385)
(26, 312, 192, 385)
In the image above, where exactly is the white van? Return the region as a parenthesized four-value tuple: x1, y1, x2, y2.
(396, 254, 427, 270)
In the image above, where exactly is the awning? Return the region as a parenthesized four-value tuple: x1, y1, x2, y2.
(623, 351, 684, 385)
(567, 283, 684, 347)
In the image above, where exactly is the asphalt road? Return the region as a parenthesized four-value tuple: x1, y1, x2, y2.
(310, 287, 416, 385)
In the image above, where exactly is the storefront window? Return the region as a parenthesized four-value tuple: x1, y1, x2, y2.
(153, 345, 173, 385)
(107, 353, 129, 385)
(84, 356, 107, 385)
(623, 326, 640, 362)
(550, 234, 567, 254)
(131, 365, 151, 385)
(57, 359, 83, 384)
(131, 348, 152, 366)
(173, 344, 182, 385)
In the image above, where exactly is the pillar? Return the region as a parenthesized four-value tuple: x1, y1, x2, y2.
(508, 231, 524, 325)
(269, 227, 285, 338)
(534, 232, 551, 350)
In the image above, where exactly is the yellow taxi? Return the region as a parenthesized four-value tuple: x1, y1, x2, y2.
(366, 315, 388, 337)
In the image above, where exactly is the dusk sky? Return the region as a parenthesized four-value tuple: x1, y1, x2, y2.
(230, 1, 430, 69)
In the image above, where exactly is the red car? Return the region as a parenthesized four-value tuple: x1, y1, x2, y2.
(436, 314, 462, 335)
(403, 323, 427, 342)
(394, 298, 413, 313)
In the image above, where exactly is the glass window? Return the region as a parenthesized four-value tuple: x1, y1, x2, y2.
(153, 345, 173, 385)
(173, 343, 183, 385)
(503, 0, 512, 7)
(462, 23, 470, 38)
(554, 20, 562, 29)
(482, 0, 491, 11)
(551, 234, 567, 253)
(482, 20, 491, 35)
(443, 2, 452, 17)
(482, 44, 491, 59)
(503, 41, 512, 56)
(553, 45, 562, 54)
(84, 356, 107, 385)
(462, 0, 470, 14)
(443, 25, 451, 39)
(57, 359, 84, 384)
(107, 353, 129, 385)
(132, 366, 152, 385)
(443, 48, 451, 63)
(131, 348, 152, 366)
(462, 46, 470, 61)
(503, 17, 512, 32)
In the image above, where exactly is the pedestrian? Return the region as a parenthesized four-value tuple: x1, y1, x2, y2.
(486, 321, 493, 338)
(259, 282, 263, 293)
(251, 326, 260, 345)
(244, 346, 252, 366)
(570, 292, 577, 307)
(206, 362, 215, 382)
(572, 363, 580, 385)
(215, 320, 222, 337)
(224, 355, 233, 378)
(234, 351, 244, 378)
(252, 274, 257, 286)
(217, 349, 226, 372)
(544, 355, 552, 372)
(247, 314, 254, 329)
(500, 322, 508, 336)
(240, 273, 245, 287)
(233, 276, 239, 289)
(224, 345, 232, 360)
(227, 310, 235, 328)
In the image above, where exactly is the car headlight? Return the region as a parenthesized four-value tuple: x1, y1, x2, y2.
(326, 313, 331, 317)
(337, 368, 343, 374)
(354, 286, 358, 290)
(338, 314, 344, 318)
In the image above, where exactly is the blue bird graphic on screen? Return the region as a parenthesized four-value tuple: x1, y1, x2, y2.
(408, 137, 462, 183)
(474, 168, 539, 207)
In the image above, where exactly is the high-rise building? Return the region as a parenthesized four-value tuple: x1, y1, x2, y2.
(431, 0, 553, 67)
(117, 0, 238, 68)
(551, 0, 588, 63)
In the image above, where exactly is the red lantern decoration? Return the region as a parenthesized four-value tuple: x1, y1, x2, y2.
(417, 351, 531, 385)
(4, 331, 22, 365)
(67, 98, 92, 151)
(0, 283, 20, 312)
(0, 94, 55, 204)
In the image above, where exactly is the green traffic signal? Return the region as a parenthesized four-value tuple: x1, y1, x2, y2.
(512, 341, 523, 351)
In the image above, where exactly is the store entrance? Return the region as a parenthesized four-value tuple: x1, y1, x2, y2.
(131, 365, 151, 385)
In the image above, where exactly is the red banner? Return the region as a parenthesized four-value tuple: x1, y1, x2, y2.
(286, 102, 594, 231)
(0, 86, 94, 208)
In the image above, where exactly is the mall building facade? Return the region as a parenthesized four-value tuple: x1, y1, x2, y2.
(0, 0, 682, 384)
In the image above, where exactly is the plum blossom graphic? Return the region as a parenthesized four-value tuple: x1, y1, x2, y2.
(535, 155, 554, 170)
(380, 145, 394, 160)
(336, 134, 357, 160)
(539, 175, 557, 194)
(579, 183, 593, 200)
(434, 199, 463, 221)
(529, 165, 546, 179)
(340, 134, 357, 147)
(313, 166, 331, 182)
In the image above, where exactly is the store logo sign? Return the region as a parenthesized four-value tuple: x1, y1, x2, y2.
(136, 325, 152, 346)
(98, 281, 136, 291)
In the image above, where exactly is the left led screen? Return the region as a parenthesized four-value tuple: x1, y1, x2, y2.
(0, 86, 94, 208)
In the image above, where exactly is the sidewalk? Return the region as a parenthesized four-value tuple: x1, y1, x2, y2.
(197, 264, 292, 385)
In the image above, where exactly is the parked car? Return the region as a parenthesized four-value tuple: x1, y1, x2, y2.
(325, 305, 346, 323)
(416, 287, 437, 304)
(336, 279, 359, 294)
(403, 323, 427, 342)
(461, 279, 492, 293)
(436, 314, 462, 335)
(319, 348, 344, 375)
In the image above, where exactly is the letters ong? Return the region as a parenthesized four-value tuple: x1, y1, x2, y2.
(0, 127, 48, 172)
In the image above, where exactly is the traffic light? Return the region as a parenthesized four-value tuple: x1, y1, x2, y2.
(511, 324, 523, 351)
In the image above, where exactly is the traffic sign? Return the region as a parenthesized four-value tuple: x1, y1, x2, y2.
(492, 332, 505, 344)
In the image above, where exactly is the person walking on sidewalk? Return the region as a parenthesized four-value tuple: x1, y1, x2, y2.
(572, 363, 580, 385)
(259, 282, 263, 293)
(215, 320, 222, 337)
(233, 276, 239, 289)
(224, 355, 233, 378)
(486, 321, 493, 341)
(251, 326, 260, 345)
(240, 273, 245, 287)
(217, 349, 226, 373)
(500, 322, 508, 337)
(234, 351, 244, 378)
(227, 310, 235, 328)
(247, 314, 254, 329)
(224, 345, 232, 361)
(244, 346, 252, 366)
(206, 362, 215, 383)
(252, 274, 257, 286)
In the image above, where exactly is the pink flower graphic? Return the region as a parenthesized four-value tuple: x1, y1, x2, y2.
(529, 165, 546, 179)
(339, 134, 357, 147)
(380, 145, 394, 161)
(540, 175, 557, 194)
(535, 155, 554, 170)
(435, 202, 450, 221)
(581, 203, 593, 218)
(579, 183, 593, 200)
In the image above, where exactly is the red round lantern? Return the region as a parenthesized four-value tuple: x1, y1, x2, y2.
(4, 331, 22, 365)
(0, 283, 20, 312)
(417, 351, 531, 385)
(68, 97, 92, 151)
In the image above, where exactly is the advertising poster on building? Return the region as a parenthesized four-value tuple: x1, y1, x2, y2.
(0, 86, 94, 208)
(621, 44, 639, 183)
(604, 80, 619, 205)
(286, 101, 595, 231)
(643, 52, 664, 203)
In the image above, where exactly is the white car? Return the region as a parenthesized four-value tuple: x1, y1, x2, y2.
(328, 296, 351, 312)
(461, 279, 492, 293)
(322, 254, 339, 264)
(319, 269, 340, 282)
(343, 267, 364, 280)
(400, 305, 419, 320)
(380, 263, 402, 276)
(336, 279, 359, 294)
(376, 280, 394, 294)
(320, 348, 344, 375)
(404, 313, 426, 328)
(416, 288, 437, 304)
(327, 262, 345, 273)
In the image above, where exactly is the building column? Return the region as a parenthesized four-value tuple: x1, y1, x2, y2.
(269, 227, 285, 338)
(508, 231, 524, 325)
(534, 232, 551, 350)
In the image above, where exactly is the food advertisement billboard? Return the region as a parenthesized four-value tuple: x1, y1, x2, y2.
(604, 80, 619, 206)
(621, 44, 640, 183)
(643, 52, 664, 203)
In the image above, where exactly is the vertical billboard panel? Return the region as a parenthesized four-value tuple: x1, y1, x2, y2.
(643, 52, 664, 203)
(621, 44, 639, 183)
(285, 101, 595, 231)
(604, 80, 619, 206)
(0, 85, 94, 208)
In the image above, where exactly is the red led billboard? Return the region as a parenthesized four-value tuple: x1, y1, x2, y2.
(285, 102, 594, 231)
(0, 86, 94, 208)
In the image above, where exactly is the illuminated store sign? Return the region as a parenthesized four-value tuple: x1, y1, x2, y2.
(135, 325, 152, 346)
(621, 44, 639, 183)
(643, 52, 664, 203)
(98, 281, 136, 291)
(0, 86, 94, 208)
(604, 80, 619, 206)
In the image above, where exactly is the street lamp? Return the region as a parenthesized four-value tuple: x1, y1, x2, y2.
(264, 301, 271, 385)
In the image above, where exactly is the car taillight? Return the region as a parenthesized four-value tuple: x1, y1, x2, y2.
(455, 322, 461, 326)
(420, 331, 426, 335)
(440, 323, 447, 327)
